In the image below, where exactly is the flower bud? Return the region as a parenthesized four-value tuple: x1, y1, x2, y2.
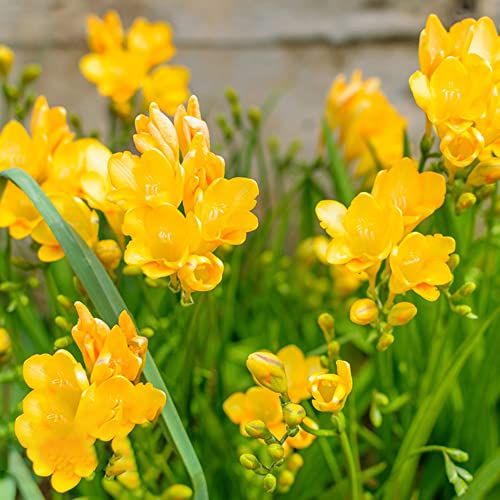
(283, 403, 306, 427)
(277, 470, 295, 494)
(377, 333, 394, 351)
(373, 391, 389, 406)
(466, 158, 500, 186)
(246, 351, 288, 394)
(55, 316, 72, 332)
(387, 302, 417, 326)
(448, 254, 460, 271)
(263, 473, 277, 493)
(56, 294, 72, 310)
(446, 448, 469, 463)
(317, 312, 335, 339)
(369, 403, 383, 428)
(0, 45, 14, 77)
(21, 64, 42, 86)
(247, 107, 261, 129)
(267, 443, 284, 461)
(476, 183, 496, 200)
(224, 86, 239, 105)
(54, 336, 73, 349)
(454, 305, 472, 316)
(452, 282, 476, 301)
(164, 484, 193, 499)
(420, 133, 434, 156)
(122, 265, 143, 276)
(245, 420, 271, 440)
(240, 454, 260, 471)
(456, 192, 477, 214)
(0, 328, 12, 364)
(287, 453, 304, 473)
(117, 470, 140, 489)
(350, 299, 378, 325)
(95, 239, 122, 271)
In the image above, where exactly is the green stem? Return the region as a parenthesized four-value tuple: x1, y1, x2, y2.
(338, 426, 362, 500)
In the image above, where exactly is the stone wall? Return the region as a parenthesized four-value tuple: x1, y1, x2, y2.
(1, 0, 499, 156)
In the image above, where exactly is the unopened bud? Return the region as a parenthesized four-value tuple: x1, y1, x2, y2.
(454, 305, 472, 316)
(350, 299, 378, 325)
(456, 192, 477, 214)
(263, 473, 277, 493)
(164, 484, 193, 499)
(420, 133, 434, 156)
(373, 391, 389, 406)
(54, 336, 73, 349)
(140, 327, 155, 338)
(21, 64, 41, 86)
(328, 340, 340, 357)
(277, 470, 295, 493)
(122, 265, 143, 276)
(287, 453, 304, 472)
(317, 312, 335, 339)
(240, 453, 260, 470)
(247, 107, 261, 129)
(0, 328, 12, 364)
(246, 351, 288, 394)
(466, 158, 500, 186)
(370, 403, 383, 428)
(476, 183, 496, 200)
(283, 403, 306, 427)
(117, 470, 140, 489)
(95, 239, 122, 271)
(446, 448, 469, 463)
(452, 282, 476, 301)
(224, 86, 239, 105)
(3, 84, 19, 101)
(0, 45, 14, 77)
(56, 294, 73, 310)
(267, 443, 284, 461)
(377, 333, 394, 351)
(448, 254, 460, 271)
(320, 355, 329, 369)
(245, 420, 271, 440)
(55, 315, 72, 331)
(388, 302, 417, 326)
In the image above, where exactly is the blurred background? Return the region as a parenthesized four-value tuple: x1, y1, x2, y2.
(1, 0, 498, 157)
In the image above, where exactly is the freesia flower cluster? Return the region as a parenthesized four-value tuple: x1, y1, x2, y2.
(15, 302, 166, 493)
(80, 10, 190, 114)
(109, 96, 259, 303)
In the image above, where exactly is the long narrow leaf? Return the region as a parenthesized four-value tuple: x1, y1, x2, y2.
(8, 451, 44, 500)
(0, 168, 208, 499)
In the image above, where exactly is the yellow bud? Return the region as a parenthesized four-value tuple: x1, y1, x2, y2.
(102, 477, 123, 496)
(21, 64, 41, 86)
(56, 294, 72, 310)
(317, 312, 335, 339)
(328, 340, 340, 357)
(53, 336, 73, 349)
(283, 403, 306, 427)
(95, 239, 122, 271)
(247, 107, 261, 129)
(287, 453, 304, 473)
(456, 192, 477, 214)
(54, 316, 72, 332)
(277, 470, 295, 494)
(240, 454, 260, 470)
(0, 45, 14, 77)
(246, 351, 288, 394)
(122, 265, 143, 276)
(267, 443, 285, 461)
(387, 302, 417, 326)
(164, 484, 193, 500)
(452, 282, 476, 300)
(448, 254, 460, 271)
(117, 471, 140, 489)
(0, 328, 12, 364)
(377, 333, 394, 351)
(467, 158, 500, 186)
(350, 299, 378, 325)
(245, 420, 271, 440)
(454, 305, 472, 316)
(263, 473, 277, 493)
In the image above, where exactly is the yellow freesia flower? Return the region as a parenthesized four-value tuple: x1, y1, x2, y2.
(389, 232, 455, 301)
(223, 386, 283, 435)
(182, 133, 225, 212)
(31, 194, 99, 262)
(80, 50, 148, 103)
(15, 350, 97, 493)
(127, 17, 176, 70)
(177, 253, 224, 293)
(309, 360, 352, 413)
(86, 10, 123, 53)
(143, 65, 191, 116)
(108, 148, 184, 211)
(174, 95, 210, 157)
(76, 376, 166, 441)
(316, 193, 404, 275)
(276, 345, 325, 403)
(371, 157, 446, 232)
(194, 177, 259, 249)
(134, 102, 179, 165)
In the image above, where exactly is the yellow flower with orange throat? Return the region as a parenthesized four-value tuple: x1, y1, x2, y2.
(15, 303, 166, 492)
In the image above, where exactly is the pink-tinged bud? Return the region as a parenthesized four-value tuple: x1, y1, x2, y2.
(267, 443, 285, 461)
(456, 192, 477, 214)
(246, 351, 288, 394)
(283, 403, 306, 427)
(95, 239, 122, 271)
(377, 333, 394, 351)
(466, 158, 500, 186)
(387, 302, 417, 326)
(350, 299, 378, 325)
(245, 420, 271, 439)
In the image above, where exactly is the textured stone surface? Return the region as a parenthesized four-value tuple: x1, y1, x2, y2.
(0, 0, 494, 156)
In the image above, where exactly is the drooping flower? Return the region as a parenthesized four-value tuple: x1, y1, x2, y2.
(371, 157, 446, 232)
(389, 232, 455, 301)
(309, 360, 352, 413)
(316, 193, 404, 275)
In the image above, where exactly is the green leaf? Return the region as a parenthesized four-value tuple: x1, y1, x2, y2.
(322, 119, 355, 205)
(0, 476, 16, 500)
(0, 168, 208, 500)
(8, 450, 44, 500)
(459, 448, 500, 500)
